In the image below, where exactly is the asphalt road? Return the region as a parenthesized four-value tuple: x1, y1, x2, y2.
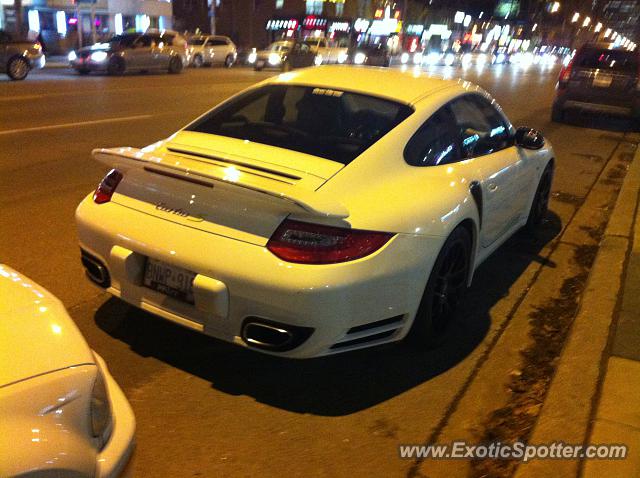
(1, 64, 637, 477)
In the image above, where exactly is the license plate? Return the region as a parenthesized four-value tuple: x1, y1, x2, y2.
(143, 258, 196, 304)
(592, 75, 612, 88)
(256, 60, 265, 67)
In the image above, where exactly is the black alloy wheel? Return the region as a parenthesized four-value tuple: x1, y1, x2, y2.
(168, 56, 183, 74)
(409, 226, 472, 346)
(107, 56, 125, 75)
(525, 163, 553, 231)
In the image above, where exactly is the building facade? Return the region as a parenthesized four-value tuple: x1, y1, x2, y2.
(1, 0, 172, 53)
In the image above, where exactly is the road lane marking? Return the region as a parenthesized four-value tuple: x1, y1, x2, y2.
(0, 114, 154, 135)
(0, 94, 45, 102)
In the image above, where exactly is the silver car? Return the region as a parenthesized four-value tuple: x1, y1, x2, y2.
(187, 35, 237, 67)
(0, 30, 45, 80)
(69, 31, 187, 75)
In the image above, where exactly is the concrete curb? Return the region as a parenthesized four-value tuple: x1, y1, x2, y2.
(514, 142, 640, 478)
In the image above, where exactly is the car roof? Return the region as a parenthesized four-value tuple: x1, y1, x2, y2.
(265, 65, 461, 104)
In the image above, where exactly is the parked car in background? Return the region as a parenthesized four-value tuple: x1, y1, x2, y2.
(348, 43, 392, 67)
(0, 30, 45, 80)
(69, 31, 187, 75)
(188, 34, 237, 67)
(302, 37, 349, 64)
(552, 43, 640, 125)
(248, 40, 316, 71)
(0, 264, 135, 477)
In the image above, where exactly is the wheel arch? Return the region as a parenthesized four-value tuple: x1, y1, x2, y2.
(455, 218, 479, 286)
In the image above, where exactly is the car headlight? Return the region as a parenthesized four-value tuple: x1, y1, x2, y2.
(337, 52, 348, 63)
(413, 52, 423, 65)
(476, 54, 487, 67)
(462, 53, 472, 66)
(354, 52, 366, 64)
(68, 51, 77, 62)
(400, 52, 409, 64)
(247, 51, 257, 63)
(444, 53, 455, 66)
(268, 52, 281, 65)
(427, 52, 440, 65)
(90, 51, 108, 62)
(90, 364, 113, 449)
(314, 54, 323, 66)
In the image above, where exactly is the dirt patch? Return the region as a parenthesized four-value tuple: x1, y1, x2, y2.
(551, 191, 584, 206)
(469, 245, 598, 478)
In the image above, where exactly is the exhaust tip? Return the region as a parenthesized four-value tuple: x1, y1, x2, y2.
(80, 250, 110, 288)
(241, 318, 314, 352)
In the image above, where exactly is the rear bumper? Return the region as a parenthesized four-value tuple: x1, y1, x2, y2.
(555, 89, 640, 117)
(76, 196, 441, 358)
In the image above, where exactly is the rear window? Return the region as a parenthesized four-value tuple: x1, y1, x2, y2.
(187, 85, 413, 164)
(576, 48, 639, 73)
(188, 37, 206, 46)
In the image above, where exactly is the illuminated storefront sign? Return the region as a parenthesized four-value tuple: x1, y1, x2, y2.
(266, 19, 299, 30)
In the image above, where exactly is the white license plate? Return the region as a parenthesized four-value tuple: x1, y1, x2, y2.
(592, 75, 613, 88)
(143, 258, 196, 304)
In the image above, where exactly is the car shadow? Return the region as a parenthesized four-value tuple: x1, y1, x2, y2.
(95, 212, 562, 416)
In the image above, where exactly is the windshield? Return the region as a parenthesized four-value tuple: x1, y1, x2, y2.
(187, 85, 413, 164)
(576, 48, 639, 72)
(109, 34, 139, 47)
(188, 37, 206, 46)
(269, 43, 291, 52)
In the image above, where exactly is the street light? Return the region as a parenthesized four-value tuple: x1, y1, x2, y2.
(604, 28, 611, 38)
(594, 22, 602, 32)
(571, 12, 579, 23)
(551, 2, 560, 13)
(582, 16, 590, 27)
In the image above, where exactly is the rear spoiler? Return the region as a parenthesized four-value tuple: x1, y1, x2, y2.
(92, 147, 349, 219)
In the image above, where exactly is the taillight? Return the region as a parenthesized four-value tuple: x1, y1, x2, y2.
(266, 219, 393, 264)
(93, 169, 123, 204)
(558, 60, 573, 85)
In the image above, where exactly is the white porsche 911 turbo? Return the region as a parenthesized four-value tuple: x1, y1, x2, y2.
(76, 66, 554, 358)
(0, 265, 135, 477)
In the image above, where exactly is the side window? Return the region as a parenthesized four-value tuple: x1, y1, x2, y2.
(211, 39, 227, 46)
(404, 106, 460, 166)
(449, 95, 511, 159)
(134, 35, 153, 48)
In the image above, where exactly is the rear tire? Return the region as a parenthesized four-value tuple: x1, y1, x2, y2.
(192, 54, 203, 68)
(168, 56, 183, 74)
(224, 54, 234, 68)
(408, 226, 472, 347)
(525, 162, 554, 232)
(107, 56, 125, 76)
(7, 56, 29, 80)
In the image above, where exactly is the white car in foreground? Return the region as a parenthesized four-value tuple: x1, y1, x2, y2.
(76, 66, 554, 358)
(0, 265, 135, 477)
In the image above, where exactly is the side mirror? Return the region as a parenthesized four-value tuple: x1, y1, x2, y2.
(515, 127, 545, 150)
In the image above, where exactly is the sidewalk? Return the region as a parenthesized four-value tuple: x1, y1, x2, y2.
(583, 143, 640, 477)
(515, 137, 640, 478)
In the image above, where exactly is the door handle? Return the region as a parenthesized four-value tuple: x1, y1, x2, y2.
(488, 183, 498, 192)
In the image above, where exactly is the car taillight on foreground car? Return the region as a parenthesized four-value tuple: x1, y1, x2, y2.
(557, 60, 573, 87)
(267, 219, 393, 264)
(93, 169, 123, 204)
